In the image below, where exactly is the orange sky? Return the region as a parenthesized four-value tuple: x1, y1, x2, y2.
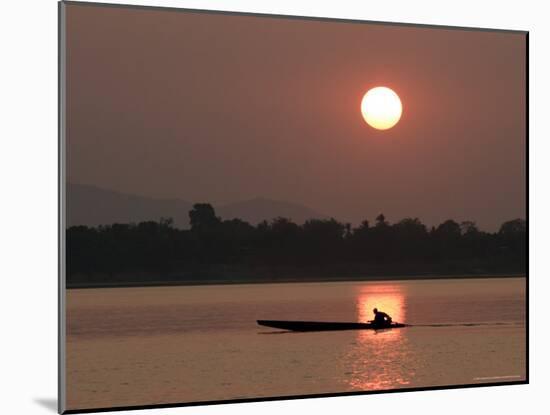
(66, 3, 526, 231)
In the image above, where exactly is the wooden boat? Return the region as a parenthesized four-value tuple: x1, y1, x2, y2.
(257, 319, 408, 332)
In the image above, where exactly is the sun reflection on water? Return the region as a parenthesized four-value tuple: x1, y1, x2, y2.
(356, 284, 406, 324)
(344, 283, 415, 391)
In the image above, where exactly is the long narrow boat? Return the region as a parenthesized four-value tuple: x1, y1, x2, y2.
(257, 319, 408, 332)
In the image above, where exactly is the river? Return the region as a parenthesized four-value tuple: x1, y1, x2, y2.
(66, 277, 526, 410)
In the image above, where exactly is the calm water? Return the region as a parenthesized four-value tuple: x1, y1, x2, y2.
(66, 277, 526, 410)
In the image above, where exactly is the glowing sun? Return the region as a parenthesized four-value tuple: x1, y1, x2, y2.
(361, 86, 402, 130)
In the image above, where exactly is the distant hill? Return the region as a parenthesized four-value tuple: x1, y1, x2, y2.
(67, 183, 327, 228)
(67, 184, 193, 228)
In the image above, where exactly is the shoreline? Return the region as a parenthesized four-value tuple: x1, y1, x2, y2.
(66, 273, 525, 290)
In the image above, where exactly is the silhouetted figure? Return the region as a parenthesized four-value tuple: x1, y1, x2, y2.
(372, 308, 392, 327)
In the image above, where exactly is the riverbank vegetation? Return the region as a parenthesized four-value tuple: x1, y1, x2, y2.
(67, 204, 526, 287)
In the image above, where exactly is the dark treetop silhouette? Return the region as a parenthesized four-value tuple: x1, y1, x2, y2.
(66, 204, 526, 288)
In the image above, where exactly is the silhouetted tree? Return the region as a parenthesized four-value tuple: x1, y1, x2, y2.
(430, 219, 462, 260)
(460, 221, 479, 236)
(499, 219, 526, 236)
(66, 210, 527, 287)
(255, 217, 301, 265)
(301, 218, 346, 262)
(368, 214, 393, 261)
(392, 218, 429, 260)
(347, 220, 371, 260)
(189, 203, 221, 232)
(394, 218, 427, 237)
(344, 223, 352, 239)
(434, 219, 461, 239)
(497, 219, 526, 268)
(356, 220, 370, 233)
(219, 218, 256, 261)
(375, 214, 388, 227)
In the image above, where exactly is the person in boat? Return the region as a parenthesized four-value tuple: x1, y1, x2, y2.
(372, 308, 392, 327)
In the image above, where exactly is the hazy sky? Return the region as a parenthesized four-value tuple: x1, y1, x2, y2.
(66, 3, 526, 231)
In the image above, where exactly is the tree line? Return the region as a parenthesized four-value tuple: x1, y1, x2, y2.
(66, 204, 526, 286)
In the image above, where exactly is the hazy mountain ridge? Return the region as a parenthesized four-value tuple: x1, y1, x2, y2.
(67, 183, 327, 228)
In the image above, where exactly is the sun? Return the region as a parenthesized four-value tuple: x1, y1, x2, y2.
(361, 86, 402, 130)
